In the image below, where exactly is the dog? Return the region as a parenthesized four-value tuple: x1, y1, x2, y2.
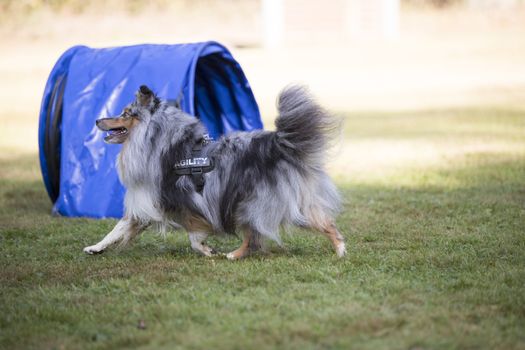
(83, 85, 346, 259)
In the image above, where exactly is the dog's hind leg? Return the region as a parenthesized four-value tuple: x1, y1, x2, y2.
(83, 217, 147, 254)
(188, 232, 216, 257)
(226, 229, 262, 260)
(324, 223, 346, 257)
(313, 221, 346, 258)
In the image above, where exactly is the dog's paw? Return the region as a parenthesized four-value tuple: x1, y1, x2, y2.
(83, 244, 105, 255)
(336, 242, 347, 258)
(201, 245, 217, 257)
(226, 251, 247, 260)
(226, 252, 238, 260)
(191, 244, 217, 257)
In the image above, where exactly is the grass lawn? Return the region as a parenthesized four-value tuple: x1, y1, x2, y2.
(0, 107, 524, 349)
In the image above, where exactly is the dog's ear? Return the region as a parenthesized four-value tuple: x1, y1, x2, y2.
(137, 85, 154, 106)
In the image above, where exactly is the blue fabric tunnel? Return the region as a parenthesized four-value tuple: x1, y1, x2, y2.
(38, 42, 263, 218)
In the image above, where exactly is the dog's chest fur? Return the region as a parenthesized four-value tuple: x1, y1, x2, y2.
(124, 185, 163, 222)
(116, 111, 208, 225)
(117, 137, 163, 222)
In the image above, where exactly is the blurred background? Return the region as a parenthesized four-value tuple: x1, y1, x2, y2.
(1, 0, 524, 180)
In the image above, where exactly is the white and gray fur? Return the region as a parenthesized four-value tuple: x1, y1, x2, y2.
(84, 85, 346, 258)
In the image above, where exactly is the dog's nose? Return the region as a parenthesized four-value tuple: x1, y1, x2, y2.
(96, 119, 101, 126)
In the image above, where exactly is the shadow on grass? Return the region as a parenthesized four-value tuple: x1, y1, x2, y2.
(0, 150, 523, 253)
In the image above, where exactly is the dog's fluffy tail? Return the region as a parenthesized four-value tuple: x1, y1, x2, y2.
(275, 85, 338, 168)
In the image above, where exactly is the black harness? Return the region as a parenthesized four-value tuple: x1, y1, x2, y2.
(173, 134, 215, 192)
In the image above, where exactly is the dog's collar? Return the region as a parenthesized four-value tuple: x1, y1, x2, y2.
(173, 134, 215, 192)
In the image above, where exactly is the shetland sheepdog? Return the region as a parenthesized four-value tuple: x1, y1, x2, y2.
(83, 85, 345, 259)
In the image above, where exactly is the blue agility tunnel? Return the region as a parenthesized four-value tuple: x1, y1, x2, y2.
(39, 42, 263, 218)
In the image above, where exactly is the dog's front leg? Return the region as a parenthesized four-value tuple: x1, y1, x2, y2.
(188, 232, 216, 257)
(83, 217, 147, 254)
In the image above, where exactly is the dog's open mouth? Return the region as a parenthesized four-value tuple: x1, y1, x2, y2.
(104, 127, 128, 142)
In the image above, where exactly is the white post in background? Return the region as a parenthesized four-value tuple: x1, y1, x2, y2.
(262, 0, 285, 48)
(382, 0, 400, 39)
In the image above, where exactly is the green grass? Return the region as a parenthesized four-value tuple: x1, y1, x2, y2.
(1, 107, 524, 349)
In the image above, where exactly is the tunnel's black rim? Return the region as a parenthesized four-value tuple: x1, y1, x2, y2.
(43, 73, 67, 202)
